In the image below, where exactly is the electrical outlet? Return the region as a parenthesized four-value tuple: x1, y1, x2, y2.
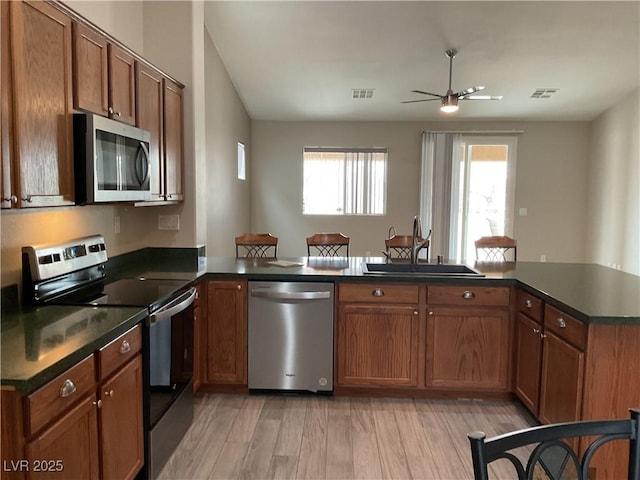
(158, 214, 180, 231)
(540, 254, 546, 262)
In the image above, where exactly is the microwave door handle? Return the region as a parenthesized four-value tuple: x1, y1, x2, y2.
(139, 142, 151, 186)
(148, 287, 197, 325)
(133, 142, 150, 187)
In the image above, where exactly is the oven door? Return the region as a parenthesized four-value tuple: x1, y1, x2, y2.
(148, 287, 196, 390)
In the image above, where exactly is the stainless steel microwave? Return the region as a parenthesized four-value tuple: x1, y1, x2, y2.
(74, 113, 153, 204)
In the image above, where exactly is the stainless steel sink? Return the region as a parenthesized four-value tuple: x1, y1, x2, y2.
(362, 262, 485, 277)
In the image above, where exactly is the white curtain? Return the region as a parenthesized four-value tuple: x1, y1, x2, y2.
(419, 132, 462, 261)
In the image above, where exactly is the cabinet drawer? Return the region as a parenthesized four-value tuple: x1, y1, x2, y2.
(97, 324, 141, 381)
(338, 283, 419, 304)
(516, 289, 543, 322)
(26, 355, 96, 437)
(427, 285, 510, 306)
(544, 305, 586, 350)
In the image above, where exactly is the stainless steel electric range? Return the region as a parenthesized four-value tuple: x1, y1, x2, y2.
(22, 235, 195, 480)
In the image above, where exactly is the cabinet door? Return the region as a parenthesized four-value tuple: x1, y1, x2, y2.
(72, 22, 108, 116)
(426, 307, 510, 390)
(99, 355, 144, 480)
(25, 395, 99, 480)
(514, 313, 543, 415)
(539, 331, 584, 424)
(1, 1, 15, 209)
(163, 78, 184, 201)
(10, 0, 74, 207)
(135, 63, 164, 200)
(108, 43, 135, 125)
(206, 280, 247, 384)
(337, 304, 420, 387)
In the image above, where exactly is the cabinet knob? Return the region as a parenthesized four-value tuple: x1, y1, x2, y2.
(120, 339, 131, 354)
(525, 299, 533, 308)
(372, 288, 384, 297)
(237, 284, 242, 290)
(532, 327, 541, 334)
(428, 311, 434, 316)
(462, 290, 475, 300)
(22, 195, 33, 203)
(557, 317, 566, 328)
(413, 310, 418, 315)
(59, 379, 77, 398)
(104, 390, 114, 398)
(2, 195, 17, 204)
(93, 399, 102, 408)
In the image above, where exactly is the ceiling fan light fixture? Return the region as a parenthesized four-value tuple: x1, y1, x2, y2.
(440, 95, 459, 113)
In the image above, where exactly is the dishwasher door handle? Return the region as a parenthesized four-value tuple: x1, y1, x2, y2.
(250, 289, 331, 301)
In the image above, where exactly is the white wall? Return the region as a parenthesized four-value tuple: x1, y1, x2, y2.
(587, 88, 640, 275)
(251, 120, 590, 262)
(204, 28, 252, 256)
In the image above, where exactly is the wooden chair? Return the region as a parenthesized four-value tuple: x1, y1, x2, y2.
(468, 408, 640, 480)
(475, 236, 517, 262)
(306, 233, 350, 257)
(235, 233, 278, 258)
(384, 234, 429, 260)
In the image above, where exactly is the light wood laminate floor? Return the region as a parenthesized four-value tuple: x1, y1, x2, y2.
(157, 394, 536, 480)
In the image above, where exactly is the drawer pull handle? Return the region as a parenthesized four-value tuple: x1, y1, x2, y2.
(59, 379, 77, 398)
(372, 288, 385, 297)
(525, 299, 533, 308)
(462, 290, 475, 300)
(120, 340, 131, 354)
(557, 317, 567, 328)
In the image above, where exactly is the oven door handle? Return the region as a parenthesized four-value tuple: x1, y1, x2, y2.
(148, 287, 197, 325)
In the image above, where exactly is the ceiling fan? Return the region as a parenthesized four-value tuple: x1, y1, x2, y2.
(403, 49, 503, 113)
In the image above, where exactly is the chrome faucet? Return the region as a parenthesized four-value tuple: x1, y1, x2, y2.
(411, 216, 431, 264)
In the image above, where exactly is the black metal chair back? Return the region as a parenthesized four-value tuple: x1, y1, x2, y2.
(468, 408, 640, 480)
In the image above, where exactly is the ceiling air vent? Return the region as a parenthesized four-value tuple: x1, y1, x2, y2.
(352, 89, 374, 99)
(531, 88, 559, 99)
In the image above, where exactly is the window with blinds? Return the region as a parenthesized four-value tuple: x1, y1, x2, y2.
(303, 147, 387, 215)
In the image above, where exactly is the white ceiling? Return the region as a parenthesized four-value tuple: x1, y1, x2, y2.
(203, 1, 640, 122)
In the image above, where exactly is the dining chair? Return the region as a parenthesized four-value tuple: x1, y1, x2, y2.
(475, 235, 517, 262)
(385, 234, 429, 260)
(235, 233, 278, 258)
(468, 408, 640, 480)
(306, 232, 350, 257)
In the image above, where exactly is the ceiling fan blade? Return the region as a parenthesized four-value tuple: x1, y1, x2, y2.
(460, 95, 504, 100)
(457, 86, 485, 97)
(402, 98, 440, 103)
(411, 89, 443, 98)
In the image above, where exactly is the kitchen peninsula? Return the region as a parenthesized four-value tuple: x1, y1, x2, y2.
(3, 254, 639, 479)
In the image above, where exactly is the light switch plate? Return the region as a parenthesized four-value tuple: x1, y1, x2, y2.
(158, 214, 180, 231)
(519, 208, 528, 216)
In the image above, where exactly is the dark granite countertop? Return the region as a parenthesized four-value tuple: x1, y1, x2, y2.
(202, 257, 640, 324)
(1, 305, 147, 393)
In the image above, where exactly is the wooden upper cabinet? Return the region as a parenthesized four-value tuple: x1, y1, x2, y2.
(135, 63, 164, 200)
(108, 44, 135, 125)
(163, 78, 184, 201)
(72, 22, 108, 116)
(1, 1, 15, 209)
(72, 22, 135, 125)
(9, 0, 74, 207)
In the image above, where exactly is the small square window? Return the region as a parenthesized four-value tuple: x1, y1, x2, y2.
(237, 142, 246, 180)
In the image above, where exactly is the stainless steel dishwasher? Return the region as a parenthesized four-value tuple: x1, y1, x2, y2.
(248, 281, 334, 392)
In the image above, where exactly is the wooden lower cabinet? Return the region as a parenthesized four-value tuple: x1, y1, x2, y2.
(98, 354, 143, 480)
(426, 306, 510, 390)
(204, 280, 247, 385)
(5, 325, 144, 480)
(25, 395, 100, 480)
(514, 312, 543, 414)
(337, 304, 420, 387)
(539, 331, 584, 424)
